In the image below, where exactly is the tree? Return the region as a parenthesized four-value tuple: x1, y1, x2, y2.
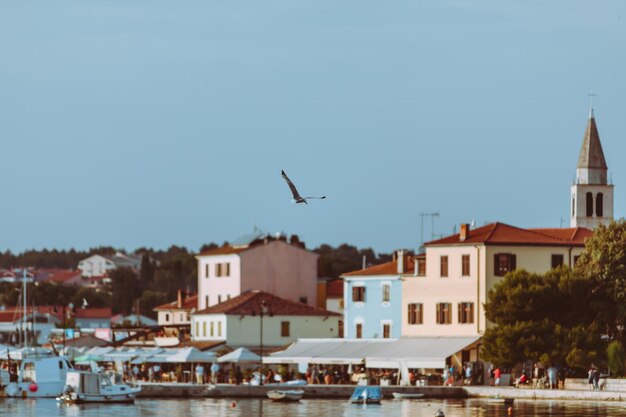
(482, 267, 605, 372)
(109, 268, 141, 315)
(607, 341, 626, 377)
(575, 219, 626, 342)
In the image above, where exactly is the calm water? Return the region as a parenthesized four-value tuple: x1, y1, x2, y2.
(3, 398, 626, 417)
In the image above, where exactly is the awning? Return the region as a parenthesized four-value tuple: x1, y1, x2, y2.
(265, 337, 480, 369)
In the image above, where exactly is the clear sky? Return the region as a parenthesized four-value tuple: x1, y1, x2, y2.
(1, 1, 625, 255)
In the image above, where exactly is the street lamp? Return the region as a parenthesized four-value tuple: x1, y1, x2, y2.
(253, 299, 272, 385)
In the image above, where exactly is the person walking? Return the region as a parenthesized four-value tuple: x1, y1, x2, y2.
(210, 362, 220, 384)
(547, 364, 557, 389)
(195, 363, 205, 384)
(494, 367, 501, 386)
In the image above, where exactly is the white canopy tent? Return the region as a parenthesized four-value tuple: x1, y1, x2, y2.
(265, 337, 480, 369)
(217, 347, 261, 363)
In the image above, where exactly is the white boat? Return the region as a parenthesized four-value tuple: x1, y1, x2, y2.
(3, 348, 74, 398)
(267, 389, 304, 402)
(392, 392, 425, 399)
(350, 386, 382, 404)
(57, 370, 141, 404)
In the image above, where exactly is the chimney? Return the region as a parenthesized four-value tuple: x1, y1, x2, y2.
(460, 224, 470, 241)
(177, 290, 182, 308)
(397, 250, 404, 274)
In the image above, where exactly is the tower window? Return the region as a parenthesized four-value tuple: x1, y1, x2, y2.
(586, 192, 593, 217)
(572, 196, 575, 217)
(596, 193, 604, 217)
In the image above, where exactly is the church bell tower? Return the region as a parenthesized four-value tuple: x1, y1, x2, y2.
(570, 108, 614, 229)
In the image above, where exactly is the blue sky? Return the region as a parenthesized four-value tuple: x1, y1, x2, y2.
(1, 1, 625, 254)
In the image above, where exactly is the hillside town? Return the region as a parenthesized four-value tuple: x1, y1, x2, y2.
(0, 109, 622, 394)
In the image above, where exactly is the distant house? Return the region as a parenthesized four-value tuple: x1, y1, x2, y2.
(36, 269, 83, 286)
(0, 268, 35, 284)
(111, 314, 158, 327)
(153, 291, 197, 326)
(196, 232, 319, 310)
(324, 279, 344, 315)
(190, 290, 341, 348)
(77, 252, 143, 277)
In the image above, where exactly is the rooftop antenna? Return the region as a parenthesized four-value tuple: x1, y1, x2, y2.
(420, 212, 440, 248)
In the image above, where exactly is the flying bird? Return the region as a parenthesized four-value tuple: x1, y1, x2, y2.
(281, 170, 326, 204)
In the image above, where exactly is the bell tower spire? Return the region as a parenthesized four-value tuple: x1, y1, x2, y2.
(570, 102, 614, 229)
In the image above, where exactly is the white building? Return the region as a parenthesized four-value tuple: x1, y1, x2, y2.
(190, 290, 341, 348)
(196, 233, 319, 310)
(77, 252, 143, 277)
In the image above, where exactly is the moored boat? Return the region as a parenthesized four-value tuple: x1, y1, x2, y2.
(350, 385, 382, 404)
(267, 389, 304, 402)
(392, 392, 425, 399)
(57, 370, 141, 404)
(3, 348, 73, 398)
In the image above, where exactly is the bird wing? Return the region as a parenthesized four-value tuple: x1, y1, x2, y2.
(303, 196, 326, 200)
(281, 170, 303, 200)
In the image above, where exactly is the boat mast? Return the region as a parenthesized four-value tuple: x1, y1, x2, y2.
(22, 268, 28, 348)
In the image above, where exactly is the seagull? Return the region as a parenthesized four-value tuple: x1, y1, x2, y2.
(281, 170, 326, 205)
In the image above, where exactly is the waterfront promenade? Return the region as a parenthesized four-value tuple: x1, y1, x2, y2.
(137, 381, 626, 402)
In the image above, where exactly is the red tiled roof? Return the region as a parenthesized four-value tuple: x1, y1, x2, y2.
(193, 290, 341, 317)
(46, 270, 82, 284)
(425, 222, 592, 247)
(342, 256, 415, 277)
(74, 308, 112, 319)
(326, 279, 344, 298)
(154, 295, 198, 311)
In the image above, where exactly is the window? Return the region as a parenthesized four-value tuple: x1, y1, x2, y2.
(218, 321, 222, 337)
(436, 303, 452, 324)
(217, 295, 222, 304)
(205, 264, 209, 278)
(407, 303, 423, 325)
(202, 322, 206, 337)
(210, 322, 214, 337)
(382, 284, 391, 303)
(179, 313, 184, 321)
(205, 295, 209, 308)
(494, 253, 516, 276)
(215, 263, 231, 277)
(551, 254, 564, 269)
(586, 192, 593, 217)
(165, 313, 170, 323)
(382, 323, 391, 338)
(597, 193, 604, 217)
(417, 257, 426, 276)
(299, 297, 308, 304)
(195, 322, 199, 337)
(462, 255, 470, 276)
(352, 286, 366, 302)
(458, 302, 474, 324)
(355, 323, 363, 339)
(338, 320, 344, 338)
(281, 321, 290, 337)
(440, 256, 449, 277)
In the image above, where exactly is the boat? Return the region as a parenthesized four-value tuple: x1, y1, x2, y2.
(57, 370, 141, 404)
(392, 392, 425, 399)
(267, 389, 304, 402)
(350, 385, 382, 404)
(488, 397, 514, 404)
(3, 348, 74, 398)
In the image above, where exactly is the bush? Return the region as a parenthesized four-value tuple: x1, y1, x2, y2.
(607, 341, 626, 376)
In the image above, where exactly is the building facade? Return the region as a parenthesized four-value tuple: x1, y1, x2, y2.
(401, 223, 591, 338)
(341, 251, 411, 339)
(196, 235, 319, 310)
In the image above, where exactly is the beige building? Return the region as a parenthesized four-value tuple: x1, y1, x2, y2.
(190, 290, 341, 348)
(402, 223, 592, 339)
(153, 291, 197, 326)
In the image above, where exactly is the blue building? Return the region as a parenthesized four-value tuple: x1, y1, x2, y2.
(341, 251, 412, 339)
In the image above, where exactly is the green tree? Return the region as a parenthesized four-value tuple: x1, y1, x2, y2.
(109, 268, 141, 315)
(607, 341, 626, 377)
(576, 219, 626, 342)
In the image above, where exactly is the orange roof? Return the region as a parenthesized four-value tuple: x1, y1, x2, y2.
(342, 256, 415, 277)
(74, 308, 112, 319)
(46, 270, 82, 283)
(426, 222, 592, 247)
(193, 290, 340, 317)
(154, 295, 198, 311)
